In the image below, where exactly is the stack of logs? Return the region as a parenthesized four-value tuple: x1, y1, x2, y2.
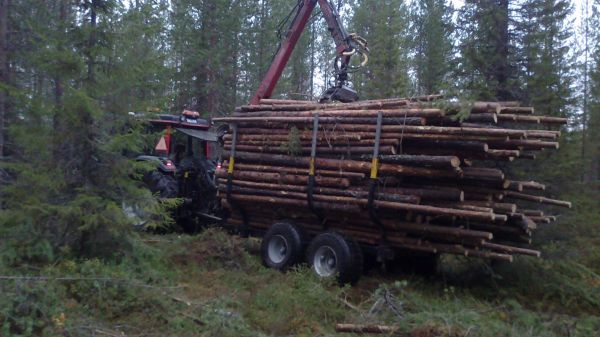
(213, 95, 571, 262)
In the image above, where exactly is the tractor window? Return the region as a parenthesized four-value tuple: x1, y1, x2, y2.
(192, 139, 207, 160)
(169, 132, 188, 164)
(192, 139, 220, 162)
(206, 141, 220, 161)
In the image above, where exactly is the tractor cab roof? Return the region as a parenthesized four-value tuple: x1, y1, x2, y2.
(149, 113, 219, 143)
(176, 127, 219, 142)
(149, 114, 211, 131)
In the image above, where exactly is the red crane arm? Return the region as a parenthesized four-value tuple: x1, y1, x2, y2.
(249, 0, 355, 105)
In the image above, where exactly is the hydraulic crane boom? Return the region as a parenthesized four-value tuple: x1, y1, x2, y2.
(249, 0, 368, 105)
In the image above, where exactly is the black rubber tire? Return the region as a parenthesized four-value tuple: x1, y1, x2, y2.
(146, 170, 178, 198)
(260, 222, 305, 271)
(346, 237, 364, 281)
(306, 232, 362, 285)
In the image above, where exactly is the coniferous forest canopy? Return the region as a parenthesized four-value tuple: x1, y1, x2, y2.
(0, 0, 599, 336)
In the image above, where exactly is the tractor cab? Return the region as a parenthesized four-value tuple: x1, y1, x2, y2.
(137, 110, 221, 225)
(149, 110, 217, 163)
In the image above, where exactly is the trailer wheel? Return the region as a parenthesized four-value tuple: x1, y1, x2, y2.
(307, 232, 362, 285)
(347, 238, 364, 279)
(261, 222, 304, 271)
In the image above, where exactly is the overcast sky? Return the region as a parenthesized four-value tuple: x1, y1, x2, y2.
(449, 0, 585, 26)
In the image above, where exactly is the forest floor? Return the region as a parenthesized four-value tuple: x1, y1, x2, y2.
(4, 189, 599, 337)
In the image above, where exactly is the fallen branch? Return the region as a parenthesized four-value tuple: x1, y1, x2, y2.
(335, 323, 400, 334)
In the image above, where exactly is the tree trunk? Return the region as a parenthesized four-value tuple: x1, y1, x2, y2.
(87, 0, 97, 83)
(54, 0, 67, 106)
(581, 0, 590, 182)
(0, 0, 7, 158)
(52, 0, 69, 163)
(494, 0, 511, 100)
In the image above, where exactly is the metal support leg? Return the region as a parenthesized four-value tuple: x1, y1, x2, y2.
(226, 124, 249, 237)
(368, 112, 387, 243)
(307, 115, 325, 227)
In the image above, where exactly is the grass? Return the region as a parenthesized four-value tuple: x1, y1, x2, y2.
(2, 188, 600, 336)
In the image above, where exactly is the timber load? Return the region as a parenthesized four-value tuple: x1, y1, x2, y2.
(213, 95, 570, 262)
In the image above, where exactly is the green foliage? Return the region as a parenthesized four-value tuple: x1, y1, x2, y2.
(429, 91, 477, 121)
(170, 0, 245, 113)
(196, 297, 259, 337)
(280, 126, 302, 156)
(586, 3, 600, 181)
(244, 268, 346, 335)
(410, 0, 455, 94)
(517, 0, 576, 118)
(494, 257, 600, 314)
(0, 0, 598, 336)
(55, 258, 166, 319)
(102, 0, 171, 113)
(0, 280, 63, 337)
(350, 0, 412, 99)
(456, 0, 513, 100)
(0, 226, 599, 337)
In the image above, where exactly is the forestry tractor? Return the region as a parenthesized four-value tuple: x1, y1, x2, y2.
(135, 110, 223, 231)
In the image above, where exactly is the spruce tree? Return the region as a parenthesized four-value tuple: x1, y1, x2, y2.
(589, 53, 600, 181)
(457, 0, 518, 100)
(350, 0, 412, 99)
(517, 0, 575, 118)
(587, 0, 600, 181)
(410, 0, 455, 95)
(101, 0, 170, 113)
(170, 0, 243, 115)
(0, 0, 7, 158)
(1, 0, 166, 262)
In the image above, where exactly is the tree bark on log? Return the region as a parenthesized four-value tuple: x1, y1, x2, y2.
(504, 191, 572, 208)
(215, 170, 351, 188)
(224, 151, 460, 178)
(360, 154, 460, 168)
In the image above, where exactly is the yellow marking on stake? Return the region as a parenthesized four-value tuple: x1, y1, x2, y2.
(228, 156, 235, 173)
(309, 158, 316, 176)
(370, 158, 379, 179)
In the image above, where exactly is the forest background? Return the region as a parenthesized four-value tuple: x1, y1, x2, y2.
(0, 0, 599, 336)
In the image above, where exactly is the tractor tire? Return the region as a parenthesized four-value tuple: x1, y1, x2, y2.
(261, 222, 305, 271)
(306, 232, 362, 285)
(147, 170, 178, 198)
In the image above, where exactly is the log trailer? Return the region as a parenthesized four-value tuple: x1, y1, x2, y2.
(213, 0, 569, 284)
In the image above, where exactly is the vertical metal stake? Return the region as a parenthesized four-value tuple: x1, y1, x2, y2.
(226, 124, 238, 200)
(368, 111, 386, 242)
(225, 124, 248, 236)
(308, 115, 323, 225)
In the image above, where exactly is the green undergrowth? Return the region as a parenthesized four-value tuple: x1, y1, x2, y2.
(2, 198, 600, 337)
